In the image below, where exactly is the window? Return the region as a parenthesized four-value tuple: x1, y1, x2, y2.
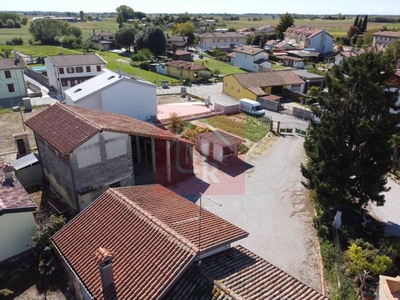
(59, 68, 64, 74)
(225, 82, 227, 86)
(70, 80, 76, 87)
(213, 39, 215, 43)
(110, 181, 121, 188)
(76, 67, 83, 73)
(86, 66, 91, 72)
(231, 85, 233, 90)
(96, 65, 101, 72)
(217, 39, 220, 42)
(7, 84, 15, 93)
(237, 89, 240, 93)
(4, 70, 11, 78)
(230, 39, 234, 42)
(66, 67, 74, 73)
(61, 80, 68, 87)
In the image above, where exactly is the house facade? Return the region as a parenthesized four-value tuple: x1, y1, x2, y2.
(45, 53, 107, 93)
(166, 34, 188, 50)
(198, 32, 247, 51)
(166, 60, 209, 82)
(64, 69, 157, 122)
(223, 71, 305, 101)
(0, 164, 36, 263)
(230, 46, 271, 72)
(373, 31, 400, 50)
(87, 29, 115, 50)
(26, 104, 194, 213)
(285, 27, 333, 53)
(0, 57, 28, 107)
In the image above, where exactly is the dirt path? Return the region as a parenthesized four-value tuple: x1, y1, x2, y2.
(0, 107, 47, 162)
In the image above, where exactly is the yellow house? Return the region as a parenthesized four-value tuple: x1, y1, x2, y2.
(223, 71, 305, 100)
(166, 60, 209, 82)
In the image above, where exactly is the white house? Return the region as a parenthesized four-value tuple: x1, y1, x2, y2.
(45, 53, 107, 93)
(0, 164, 36, 263)
(230, 46, 271, 72)
(198, 32, 247, 51)
(64, 69, 157, 122)
(285, 27, 333, 53)
(373, 31, 400, 50)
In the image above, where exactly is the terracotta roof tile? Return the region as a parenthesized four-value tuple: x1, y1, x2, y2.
(0, 165, 36, 214)
(373, 31, 400, 38)
(46, 53, 107, 67)
(52, 185, 248, 299)
(25, 103, 179, 155)
(231, 71, 304, 89)
(167, 60, 208, 71)
(233, 46, 265, 56)
(166, 245, 328, 300)
(0, 58, 27, 70)
(197, 130, 245, 147)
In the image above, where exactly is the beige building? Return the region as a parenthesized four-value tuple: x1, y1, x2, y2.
(377, 275, 400, 300)
(373, 31, 400, 50)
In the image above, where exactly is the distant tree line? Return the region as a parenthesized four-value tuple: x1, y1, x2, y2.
(0, 13, 26, 28)
(369, 16, 400, 23)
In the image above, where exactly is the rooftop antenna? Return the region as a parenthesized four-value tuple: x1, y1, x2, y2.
(197, 193, 222, 265)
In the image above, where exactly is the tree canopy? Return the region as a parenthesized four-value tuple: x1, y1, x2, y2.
(301, 51, 400, 218)
(172, 21, 195, 44)
(116, 5, 135, 22)
(135, 26, 166, 56)
(276, 12, 294, 39)
(29, 18, 82, 45)
(115, 26, 136, 51)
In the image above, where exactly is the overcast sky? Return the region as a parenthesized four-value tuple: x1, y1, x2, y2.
(3, 0, 400, 15)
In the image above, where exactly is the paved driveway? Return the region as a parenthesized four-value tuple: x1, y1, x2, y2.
(172, 134, 322, 292)
(369, 178, 400, 236)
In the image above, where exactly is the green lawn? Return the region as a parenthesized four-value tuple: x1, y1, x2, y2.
(194, 57, 247, 76)
(202, 113, 270, 142)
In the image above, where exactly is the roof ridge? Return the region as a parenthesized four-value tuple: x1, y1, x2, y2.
(59, 103, 102, 131)
(110, 188, 200, 253)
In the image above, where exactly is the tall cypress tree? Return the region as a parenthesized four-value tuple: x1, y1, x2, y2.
(353, 15, 359, 27)
(357, 17, 363, 30)
(302, 51, 400, 218)
(361, 15, 368, 32)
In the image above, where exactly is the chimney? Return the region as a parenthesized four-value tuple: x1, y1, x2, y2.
(397, 59, 400, 70)
(2, 163, 14, 182)
(93, 247, 115, 291)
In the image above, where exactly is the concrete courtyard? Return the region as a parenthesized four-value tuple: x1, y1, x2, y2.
(171, 134, 322, 292)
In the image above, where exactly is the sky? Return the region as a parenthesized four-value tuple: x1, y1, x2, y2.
(2, 0, 400, 15)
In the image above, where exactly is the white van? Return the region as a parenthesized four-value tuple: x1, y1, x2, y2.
(239, 98, 265, 117)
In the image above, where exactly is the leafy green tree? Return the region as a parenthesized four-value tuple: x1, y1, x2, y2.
(32, 215, 66, 276)
(29, 18, 71, 44)
(116, 13, 124, 28)
(135, 26, 166, 56)
(356, 35, 363, 48)
(131, 48, 152, 63)
(115, 26, 136, 51)
(116, 5, 135, 22)
(6, 19, 15, 28)
(0, 20, 3, 28)
(347, 25, 359, 38)
(363, 28, 379, 47)
(344, 239, 392, 298)
(172, 21, 195, 44)
(276, 12, 294, 39)
(301, 52, 400, 218)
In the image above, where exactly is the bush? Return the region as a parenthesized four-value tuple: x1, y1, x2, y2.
(7, 37, 24, 45)
(181, 125, 212, 142)
(238, 143, 249, 154)
(169, 112, 188, 134)
(6, 19, 15, 28)
(14, 21, 21, 28)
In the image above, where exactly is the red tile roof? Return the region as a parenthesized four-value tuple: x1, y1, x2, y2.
(0, 58, 27, 70)
(167, 60, 208, 71)
(231, 70, 305, 89)
(0, 164, 36, 215)
(197, 130, 245, 147)
(166, 245, 328, 300)
(46, 53, 107, 67)
(25, 103, 180, 155)
(52, 185, 248, 299)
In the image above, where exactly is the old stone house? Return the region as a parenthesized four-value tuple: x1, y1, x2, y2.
(25, 103, 194, 212)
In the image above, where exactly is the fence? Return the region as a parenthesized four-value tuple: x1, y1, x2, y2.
(24, 68, 50, 89)
(280, 105, 313, 120)
(275, 121, 308, 136)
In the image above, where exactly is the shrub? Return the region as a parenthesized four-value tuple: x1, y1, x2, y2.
(14, 21, 21, 28)
(6, 19, 14, 28)
(169, 112, 188, 134)
(181, 125, 212, 142)
(10, 37, 23, 45)
(238, 143, 249, 154)
(21, 17, 28, 25)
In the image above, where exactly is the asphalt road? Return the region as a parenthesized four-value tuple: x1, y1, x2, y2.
(172, 134, 322, 292)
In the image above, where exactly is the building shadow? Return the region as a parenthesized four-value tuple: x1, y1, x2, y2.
(168, 175, 210, 203)
(203, 156, 254, 178)
(384, 221, 400, 236)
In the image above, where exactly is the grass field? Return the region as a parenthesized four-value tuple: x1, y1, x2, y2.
(194, 57, 247, 75)
(202, 113, 270, 142)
